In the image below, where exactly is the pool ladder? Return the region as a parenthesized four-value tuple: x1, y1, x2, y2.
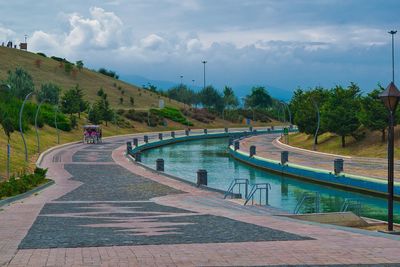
(224, 179, 249, 199)
(244, 183, 272, 206)
(294, 192, 321, 214)
(340, 199, 362, 216)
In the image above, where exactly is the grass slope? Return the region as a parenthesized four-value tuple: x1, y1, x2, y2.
(288, 130, 400, 159)
(0, 46, 184, 110)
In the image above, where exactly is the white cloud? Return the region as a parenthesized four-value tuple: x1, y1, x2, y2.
(140, 34, 165, 50)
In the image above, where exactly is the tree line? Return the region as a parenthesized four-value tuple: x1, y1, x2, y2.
(289, 83, 389, 147)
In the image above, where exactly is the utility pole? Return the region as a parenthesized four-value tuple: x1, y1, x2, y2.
(202, 61, 207, 89)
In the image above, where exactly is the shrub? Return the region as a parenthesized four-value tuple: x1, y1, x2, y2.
(0, 168, 47, 199)
(151, 107, 193, 126)
(37, 52, 47, 57)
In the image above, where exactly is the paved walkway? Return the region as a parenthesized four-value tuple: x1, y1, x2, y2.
(1, 132, 400, 266)
(240, 133, 400, 180)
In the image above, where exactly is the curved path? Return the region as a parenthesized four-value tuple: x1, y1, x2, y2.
(240, 133, 400, 180)
(1, 132, 400, 266)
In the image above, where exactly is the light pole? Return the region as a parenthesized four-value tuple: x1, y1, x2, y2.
(379, 30, 399, 232)
(19, 91, 34, 162)
(281, 101, 292, 126)
(310, 98, 320, 151)
(202, 60, 207, 89)
(54, 105, 60, 144)
(1, 84, 11, 178)
(35, 98, 49, 153)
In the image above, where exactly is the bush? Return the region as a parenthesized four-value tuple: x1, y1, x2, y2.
(37, 52, 47, 57)
(0, 168, 47, 199)
(151, 107, 193, 126)
(182, 108, 215, 124)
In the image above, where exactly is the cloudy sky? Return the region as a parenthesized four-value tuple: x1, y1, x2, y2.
(0, 0, 399, 95)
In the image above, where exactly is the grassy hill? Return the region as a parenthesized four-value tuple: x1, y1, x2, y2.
(0, 46, 278, 179)
(0, 46, 184, 110)
(288, 130, 400, 159)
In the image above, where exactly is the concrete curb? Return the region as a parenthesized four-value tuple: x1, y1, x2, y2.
(0, 179, 55, 207)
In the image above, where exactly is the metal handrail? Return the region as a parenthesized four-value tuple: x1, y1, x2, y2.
(244, 183, 271, 205)
(340, 198, 362, 216)
(224, 178, 249, 199)
(293, 192, 321, 214)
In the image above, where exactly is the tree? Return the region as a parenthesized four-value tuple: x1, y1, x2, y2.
(76, 60, 84, 71)
(166, 84, 198, 106)
(7, 68, 34, 99)
(289, 87, 329, 144)
(97, 88, 105, 97)
(199, 86, 224, 112)
(37, 83, 60, 105)
(358, 86, 388, 142)
(223, 86, 239, 109)
(64, 62, 73, 74)
(321, 83, 361, 147)
(61, 88, 80, 116)
(0, 110, 14, 144)
(130, 96, 134, 106)
(245, 86, 272, 109)
(119, 97, 123, 104)
(88, 105, 102, 125)
(94, 92, 113, 126)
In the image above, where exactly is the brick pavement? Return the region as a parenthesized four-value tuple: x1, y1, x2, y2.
(1, 133, 400, 266)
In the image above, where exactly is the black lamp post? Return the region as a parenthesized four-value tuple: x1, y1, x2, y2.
(379, 30, 399, 232)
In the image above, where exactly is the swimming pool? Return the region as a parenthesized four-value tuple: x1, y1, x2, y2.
(141, 137, 400, 222)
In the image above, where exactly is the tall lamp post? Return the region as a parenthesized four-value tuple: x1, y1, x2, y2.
(310, 98, 320, 151)
(1, 84, 11, 178)
(19, 91, 34, 162)
(201, 60, 207, 89)
(379, 30, 399, 232)
(34, 98, 49, 153)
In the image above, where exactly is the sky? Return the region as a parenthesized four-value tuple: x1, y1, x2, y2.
(0, 0, 399, 96)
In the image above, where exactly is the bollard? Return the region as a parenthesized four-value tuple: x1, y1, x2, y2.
(334, 158, 344, 175)
(126, 141, 132, 151)
(135, 152, 141, 162)
(225, 127, 228, 133)
(228, 137, 234, 146)
(158, 133, 163, 140)
(234, 141, 240, 150)
(204, 128, 208, 134)
(267, 128, 271, 133)
(185, 129, 189, 136)
(250, 145, 256, 157)
(271, 125, 275, 130)
(133, 138, 138, 147)
(289, 125, 293, 129)
(156, 158, 164, 171)
(171, 131, 175, 138)
(197, 169, 208, 187)
(144, 135, 148, 143)
(281, 151, 289, 164)
(249, 126, 253, 132)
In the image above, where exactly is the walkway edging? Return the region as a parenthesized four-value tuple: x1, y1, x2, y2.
(0, 179, 55, 207)
(229, 145, 400, 199)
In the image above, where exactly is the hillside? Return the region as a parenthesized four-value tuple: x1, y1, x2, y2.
(0, 46, 184, 110)
(288, 130, 400, 159)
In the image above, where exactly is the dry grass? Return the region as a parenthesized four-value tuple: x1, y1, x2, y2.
(0, 46, 184, 109)
(289, 128, 400, 159)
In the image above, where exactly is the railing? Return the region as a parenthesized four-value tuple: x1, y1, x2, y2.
(340, 198, 362, 216)
(244, 183, 271, 206)
(224, 178, 249, 199)
(293, 192, 321, 214)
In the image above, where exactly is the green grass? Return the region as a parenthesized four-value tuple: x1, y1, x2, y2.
(0, 46, 185, 110)
(288, 130, 400, 159)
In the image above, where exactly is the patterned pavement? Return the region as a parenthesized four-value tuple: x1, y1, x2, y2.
(1, 131, 400, 266)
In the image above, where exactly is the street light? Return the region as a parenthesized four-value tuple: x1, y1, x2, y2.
(202, 60, 207, 89)
(1, 84, 11, 178)
(310, 98, 320, 151)
(19, 91, 34, 162)
(35, 98, 49, 153)
(379, 30, 399, 232)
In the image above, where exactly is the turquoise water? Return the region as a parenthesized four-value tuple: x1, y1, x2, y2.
(141, 138, 400, 222)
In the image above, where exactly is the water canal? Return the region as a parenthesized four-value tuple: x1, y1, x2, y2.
(141, 137, 400, 223)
